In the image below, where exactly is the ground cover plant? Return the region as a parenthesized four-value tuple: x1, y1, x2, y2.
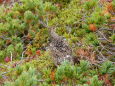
(0, 0, 115, 86)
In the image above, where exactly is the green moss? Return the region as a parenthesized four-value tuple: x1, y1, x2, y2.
(33, 28, 49, 48)
(84, 33, 100, 47)
(0, 0, 57, 62)
(84, 0, 98, 10)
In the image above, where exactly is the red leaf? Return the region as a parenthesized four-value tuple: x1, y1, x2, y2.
(89, 24, 97, 32)
(99, 74, 112, 86)
(36, 50, 41, 56)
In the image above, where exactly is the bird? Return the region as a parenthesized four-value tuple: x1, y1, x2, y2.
(48, 27, 74, 66)
(38, 20, 74, 66)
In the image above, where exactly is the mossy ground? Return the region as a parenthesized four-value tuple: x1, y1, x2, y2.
(0, 0, 115, 86)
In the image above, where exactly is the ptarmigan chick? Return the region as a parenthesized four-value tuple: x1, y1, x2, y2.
(49, 27, 74, 66)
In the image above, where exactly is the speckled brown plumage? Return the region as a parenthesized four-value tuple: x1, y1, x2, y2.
(49, 27, 74, 66)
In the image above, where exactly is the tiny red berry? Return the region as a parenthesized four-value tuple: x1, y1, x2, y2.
(4, 57, 11, 63)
